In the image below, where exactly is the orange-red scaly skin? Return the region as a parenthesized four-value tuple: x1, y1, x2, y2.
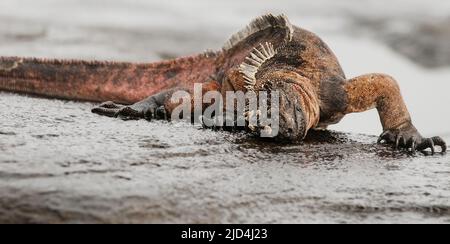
(0, 54, 219, 104)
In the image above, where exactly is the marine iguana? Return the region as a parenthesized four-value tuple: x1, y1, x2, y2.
(0, 14, 446, 154)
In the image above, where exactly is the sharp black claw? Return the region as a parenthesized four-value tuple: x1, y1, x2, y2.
(91, 107, 100, 113)
(378, 131, 388, 144)
(100, 101, 113, 108)
(114, 109, 122, 118)
(432, 136, 447, 153)
(115, 107, 131, 119)
(92, 107, 118, 117)
(143, 111, 152, 121)
(411, 139, 417, 155)
(417, 138, 435, 155)
(428, 138, 435, 155)
(99, 101, 124, 109)
(401, 137, 407, 150)
(395, 135, 401, 149)
(155, 106, 167, 120)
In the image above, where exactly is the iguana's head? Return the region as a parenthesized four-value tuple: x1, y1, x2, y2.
(240, 43, 319, 141)
(247, 78, 312, 141)
(273, 80, 310, 141)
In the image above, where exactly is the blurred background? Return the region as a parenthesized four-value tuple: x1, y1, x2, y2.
(1, 0, 449, 136)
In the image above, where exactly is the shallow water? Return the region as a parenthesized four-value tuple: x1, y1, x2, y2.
(1, 0, 450, 223)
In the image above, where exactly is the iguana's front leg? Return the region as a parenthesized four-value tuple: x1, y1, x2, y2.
(92, 89, 173, 120)
(343, 73, 446, 154)
(92, 80, 221, 121)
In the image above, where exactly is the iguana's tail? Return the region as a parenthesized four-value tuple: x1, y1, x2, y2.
(0, 54, 218, 104)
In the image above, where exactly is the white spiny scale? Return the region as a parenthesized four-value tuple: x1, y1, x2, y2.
(249, 53, 264, 63)
(253, 47, 265, 60)
(260, 43, 269, 57)
(238, 42, 277, 92)
(245, 57, 261, 66)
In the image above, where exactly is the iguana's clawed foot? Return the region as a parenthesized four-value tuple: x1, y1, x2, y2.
(92, 101, 166, 121)
(377, 123, 446, 155)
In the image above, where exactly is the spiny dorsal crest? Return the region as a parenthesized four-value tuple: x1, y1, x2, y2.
(239, 42, 277, 91)
(222, 14, 294, 51)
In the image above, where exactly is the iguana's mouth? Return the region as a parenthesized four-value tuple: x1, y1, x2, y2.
(271, 82, 308, 141)
(244, 81, 308, 141)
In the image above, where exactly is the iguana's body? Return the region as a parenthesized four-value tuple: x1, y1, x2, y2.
(0, 14, 445, 154)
